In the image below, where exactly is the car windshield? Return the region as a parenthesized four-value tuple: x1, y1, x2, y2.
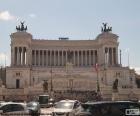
(27, 102, 38, 107)
(55, 102, 74, 109)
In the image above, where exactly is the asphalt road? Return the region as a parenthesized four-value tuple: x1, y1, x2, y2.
(40, 107, 53, 116)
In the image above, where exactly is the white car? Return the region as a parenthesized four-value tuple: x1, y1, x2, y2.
(52, 99, 81, 116)
(0, 102, 30, 116)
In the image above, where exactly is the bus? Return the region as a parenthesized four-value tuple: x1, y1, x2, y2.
(38, 94, 49, 107)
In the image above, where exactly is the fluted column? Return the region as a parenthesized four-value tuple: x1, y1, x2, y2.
(77, 50, 79, 66)
(14, 47, 17, 65)
(73, 51, 75, 65)
(58, 50, 60, 66)
(113, 48, 116, 65)
(11, 47, 14, 66)
(62, 50, 63, 66)
(109, 48, 111, 65)
(54, 50, 55, 66)
(95, 50, 97, 64)
(81, 50, 83, 66)
(46, 50, 48, 66)
(111, 48, 114, 65)
(89, 50, 91, 66)
(50, 50, 52, 66)
(19, 47, 21, 65)
(116, 47, 118, 65)
(34, 50, 36, 66)
(42, 50, 44, 67)
(17, 47, 20, 65)
(85, 50, 87, 66)
(23, 47, 25, 65)
(38, 50, 40, 66)
(20, 47, 23, 65)
(26, 48, 28, 65)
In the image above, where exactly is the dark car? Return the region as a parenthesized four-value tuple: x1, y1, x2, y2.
(0, 102, 29, 115)
(27, 101, 40, 116)
(76, 101, 140, 116)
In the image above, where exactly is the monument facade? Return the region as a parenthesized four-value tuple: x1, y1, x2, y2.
(5, 22, 139, 101)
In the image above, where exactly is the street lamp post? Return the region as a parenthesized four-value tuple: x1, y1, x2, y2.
(50, 68, 53, 91)
(50, 67, 53, 97)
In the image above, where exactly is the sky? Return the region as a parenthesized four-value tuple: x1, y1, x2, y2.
(0, 0, 140, 73)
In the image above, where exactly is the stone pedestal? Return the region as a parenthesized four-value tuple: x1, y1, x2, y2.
(66, 62, 73, 74)
(112, 92, 119, 101)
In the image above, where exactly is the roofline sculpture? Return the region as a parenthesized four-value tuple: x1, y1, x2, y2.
(16, 21, 27, 32)
(101, 23, 112, 32)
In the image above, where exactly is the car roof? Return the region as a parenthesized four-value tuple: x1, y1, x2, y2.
(59, 99, 79, 103)
(0, 102, 26, 106)
(39, 94, 49, 96)
(84, 101, 139, 105)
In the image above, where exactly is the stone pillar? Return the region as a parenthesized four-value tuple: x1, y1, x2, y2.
(21, 47, 23, 65)
(81, 50, 83, 66)
(26, 48, 29, 66)
(34, 50, 36, 66)
(112, 92, 119, 101)
(62, 50, 64, 66)
(73, 51, 75, 65)
(85, 50, 87, 66)
(116, 47, 118, 65)
(53, 50, 56, 66)
(22, 47, 25, 65)
(89, 50, 91, 66)
(38, 50, 40, 66)
(77, 50, 79, 66)
(112, 48, 114, 65)
(19, 47, 21, 65)
(46, 50, 48, 66)
(42, 50, 44, 67)
(95, 50, 97, 64)
(75, 51, 77, 66)
(12, 47, 14, 66)
(50, 50, 52, 66)
(113, 48, 116, 65)
(17, 47, 20, 65)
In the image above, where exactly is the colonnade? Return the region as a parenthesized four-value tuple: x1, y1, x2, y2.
(11, 47, 118, 67)
(105, 47, 117, 66)
(12, 47, 27, 66)
(32, 50, 98, 67)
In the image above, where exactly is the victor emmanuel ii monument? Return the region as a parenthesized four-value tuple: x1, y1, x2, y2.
(1, 22, 139, 101)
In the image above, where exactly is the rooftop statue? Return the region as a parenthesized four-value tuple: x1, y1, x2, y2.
(101, 23, 112, 32)
(16, 21, 27, 32)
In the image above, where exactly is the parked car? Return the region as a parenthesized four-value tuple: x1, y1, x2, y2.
(0, 102, 29, 115)
(52, 99, 81, 116)
(75, 101, 140, 116)
(26, 101, 40, 116)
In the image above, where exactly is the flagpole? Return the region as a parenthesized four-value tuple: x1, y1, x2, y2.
(50, 67, 53, 91)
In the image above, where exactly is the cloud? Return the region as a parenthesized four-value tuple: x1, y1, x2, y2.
(29, 14, 36, 18)
(0, 11, 16, 21)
